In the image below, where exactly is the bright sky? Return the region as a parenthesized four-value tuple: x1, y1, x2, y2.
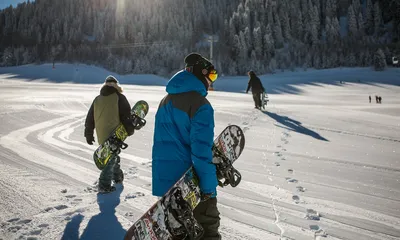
(0, 0, 29, 10)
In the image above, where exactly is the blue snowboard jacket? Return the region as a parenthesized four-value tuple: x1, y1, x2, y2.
(152, 70, 218, 197)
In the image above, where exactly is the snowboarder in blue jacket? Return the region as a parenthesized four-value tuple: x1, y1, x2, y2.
(152, 53, 221, 239)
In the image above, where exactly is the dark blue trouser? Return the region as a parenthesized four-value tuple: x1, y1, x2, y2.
(99, 155, 123, 189)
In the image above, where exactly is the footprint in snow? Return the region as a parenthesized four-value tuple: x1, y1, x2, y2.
(310, 225, 320, 231)
(7, 218, 20, 223)
(17, 219, 32, 224)
(4, 218, 32, 233)
(140, 162, 152, 168)
(7, 225, 22, 233)
(280, 139, 289, 144)
(125, 192, 145, 200)
(54, 205, 68, 210)
(288, 169, 293, 174)
(274, 162, 280, 167)
(292, 195, 300, 204)
(286, 178, 298, 183)
(29, 229, 42, 235)
(273, 151, 282, 157)
(296, 186, 306, 192)
(306, 209, 320, 221)
(84, 182, 99, 193)
(243, 126, 250, 132)
(310, 225, 328, 238)
(282, 132, 291, 138)
(125, 212, 135, 217)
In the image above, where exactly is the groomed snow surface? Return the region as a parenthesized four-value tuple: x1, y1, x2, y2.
(0, 64, 399, 240)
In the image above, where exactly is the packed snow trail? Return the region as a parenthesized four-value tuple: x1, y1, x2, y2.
(1, 74, 400, 239)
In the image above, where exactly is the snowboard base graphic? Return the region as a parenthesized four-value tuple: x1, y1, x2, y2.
(124, 125, 245, 240)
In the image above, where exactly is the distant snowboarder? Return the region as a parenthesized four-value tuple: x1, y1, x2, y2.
(246, 70, 265, 110)
(369, 95, 371, 103)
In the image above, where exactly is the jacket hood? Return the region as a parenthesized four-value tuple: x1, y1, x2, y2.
(166, 70, 207, 97)
(100, 85, 118, 96)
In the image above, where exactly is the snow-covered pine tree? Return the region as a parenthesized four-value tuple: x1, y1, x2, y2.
(373, 48, 386, 71)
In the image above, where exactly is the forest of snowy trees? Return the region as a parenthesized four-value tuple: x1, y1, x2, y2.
(0, 0, 399, 76)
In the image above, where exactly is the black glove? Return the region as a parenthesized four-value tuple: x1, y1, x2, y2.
(200, 192, 213, 202)
(86, 135, 95, 145)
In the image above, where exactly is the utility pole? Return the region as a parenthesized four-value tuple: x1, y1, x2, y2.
(207, 35, 218, 63)
(207, 35, 218, 90)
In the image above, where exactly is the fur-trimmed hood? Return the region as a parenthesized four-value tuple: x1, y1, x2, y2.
(100, 83, 123, 96)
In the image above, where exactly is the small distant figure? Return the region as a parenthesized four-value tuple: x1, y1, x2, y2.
(369, 95, 371, 103)
(246, 70, 265, 110)
(378, 96, 382, 104)
(375, 95, 379, 103)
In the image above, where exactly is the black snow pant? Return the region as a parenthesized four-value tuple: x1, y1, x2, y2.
(99, 155, 124, 190)
(252, 92, 262, 109)
(193, 197, 221, 240)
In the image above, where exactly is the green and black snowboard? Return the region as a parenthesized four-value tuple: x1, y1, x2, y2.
(93, 100, 149, 170)
(124, 125, 245, 240)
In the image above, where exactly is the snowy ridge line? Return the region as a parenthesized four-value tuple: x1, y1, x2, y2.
(308, 125, 400, 143)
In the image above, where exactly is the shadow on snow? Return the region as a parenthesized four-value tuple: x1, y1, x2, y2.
(61, 184, 126, 240)
(262, 111, 329, 142)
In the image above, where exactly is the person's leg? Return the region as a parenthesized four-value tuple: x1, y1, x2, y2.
(256, 92, 262, 108)
(113, 155, 124, 184)
(193, 198, 221, 240)
(98, 155, 116, 193)
(252, 93, 258, 108)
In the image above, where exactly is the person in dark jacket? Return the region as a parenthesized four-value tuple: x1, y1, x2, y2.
(246, 70, 265, 109)
(84, 75, 135, 193)
(152, 53, 220, 239)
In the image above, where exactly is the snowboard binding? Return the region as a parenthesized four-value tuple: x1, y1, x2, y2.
(132, 114, 147, 130)
(164, 187, 204, 240)
(108, 135, 128, 154)
(213, 146, 242, 187)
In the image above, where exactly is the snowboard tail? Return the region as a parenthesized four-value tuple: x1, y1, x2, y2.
(93, 100, 149, 170)
(124, 125, 245, 240)
(261, 92, 269, 110)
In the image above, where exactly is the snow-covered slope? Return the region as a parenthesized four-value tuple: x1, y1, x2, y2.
(0, 65, 399, 240)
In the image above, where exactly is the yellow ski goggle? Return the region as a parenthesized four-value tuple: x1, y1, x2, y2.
(207, 69, 218, 82)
